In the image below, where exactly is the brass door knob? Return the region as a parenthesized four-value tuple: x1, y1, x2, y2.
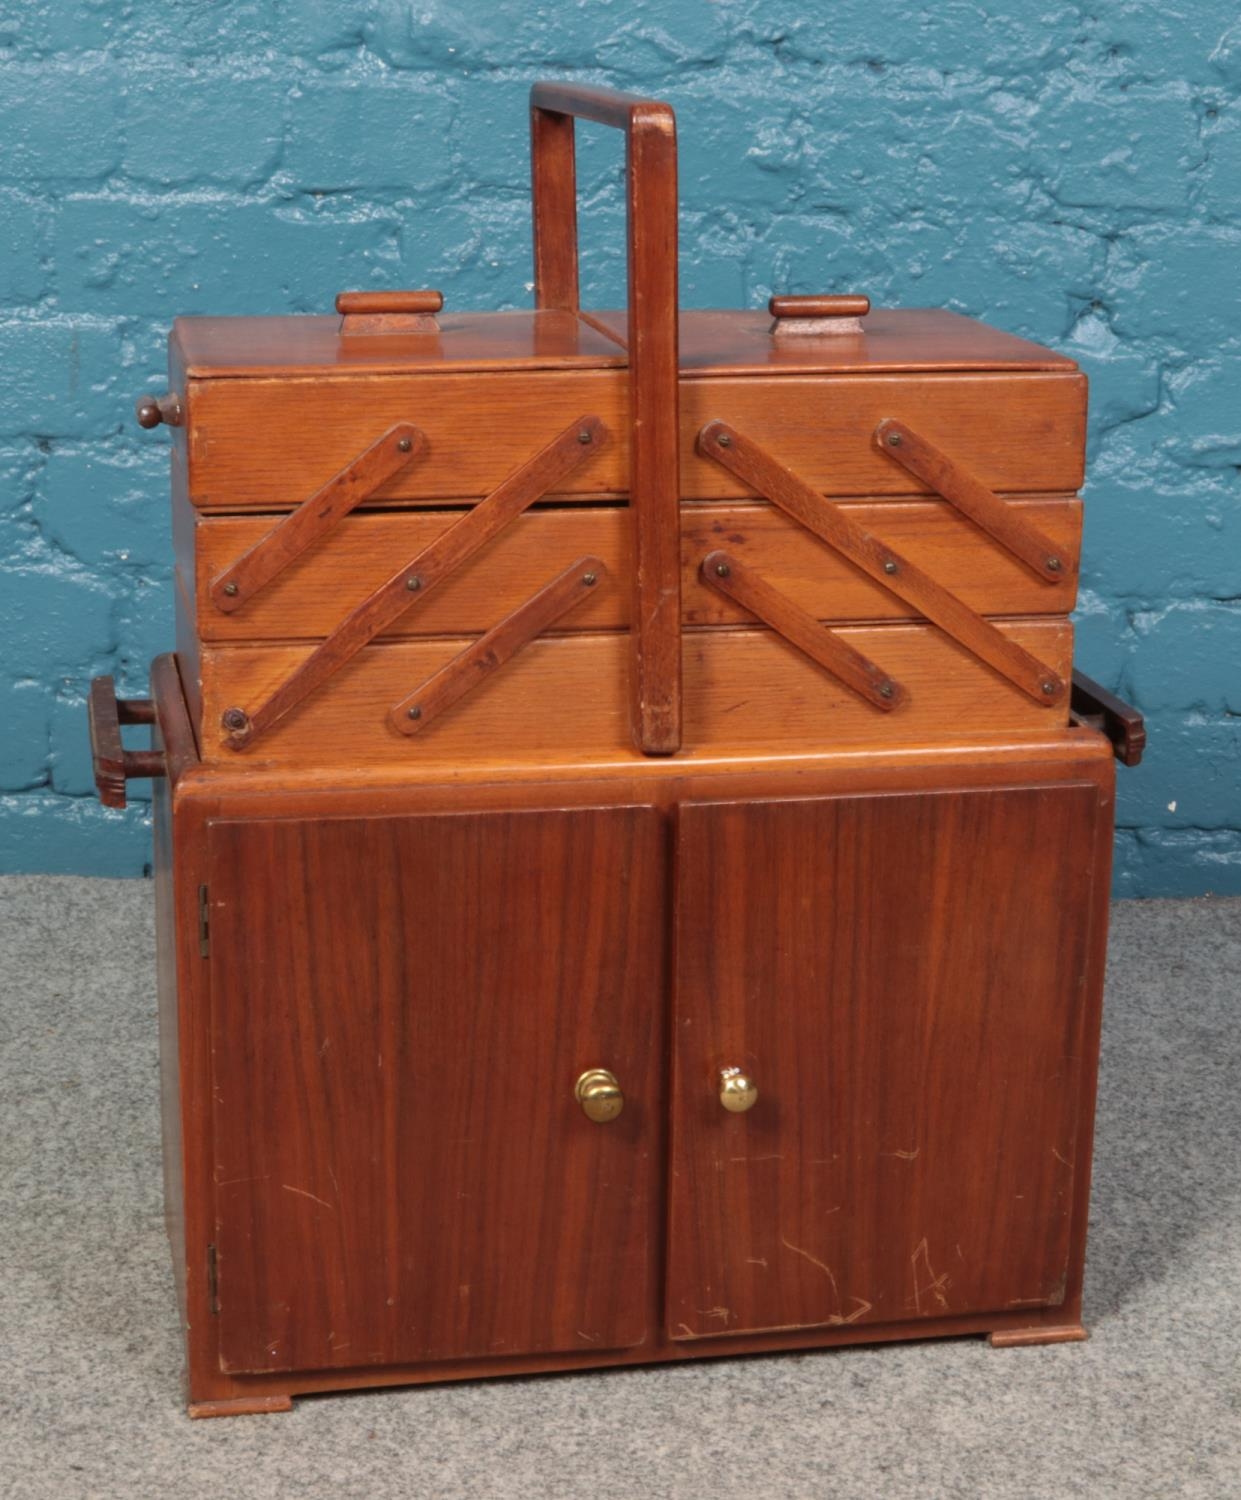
(575, 1068, 624, 1124)
(719, 1066, 758, 1113)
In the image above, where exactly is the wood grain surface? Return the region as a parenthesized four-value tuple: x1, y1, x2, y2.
(221, 415, 607, 747)
(874, 418, 1072, 582)
(198, 619, 1073, 767)
(586, 307, 1081, 376)
(700, 550, 905, 712)
(185, 370, 1086, 509)
(667, 783, 1099, 1338)
(699, 419, 1067, 707)
(189, 496, 1081, 642)
(208, 423, 424, 613)
(389, 557, 609, 734)
(208, 804, 667, 1374)
(529, 81, 683, 751)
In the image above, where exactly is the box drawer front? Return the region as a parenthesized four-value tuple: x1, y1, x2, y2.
(185, 370, 1085, 510)
(193, 618, 1073, 768)
(189, 496, 1081, 642)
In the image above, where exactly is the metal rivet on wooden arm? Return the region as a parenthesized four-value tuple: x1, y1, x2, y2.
(697, 419, 1066, 708)
(875, 418, 1074, 584)
(223, 415, 610, 749)
(389, 557, 610, 736)
(210, 423, 425, 614)
(701, 551, 904, 712)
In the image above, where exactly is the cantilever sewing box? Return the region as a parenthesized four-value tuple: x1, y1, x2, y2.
(88, 82, 1144, 1417)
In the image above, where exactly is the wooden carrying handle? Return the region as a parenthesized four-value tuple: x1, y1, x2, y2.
(88, 676, 165, 809)
(529, 81, 682, 753)
(335, 290, 443, 335)
(1070, 671, 1146, 766)
(769, 295, 870, 337)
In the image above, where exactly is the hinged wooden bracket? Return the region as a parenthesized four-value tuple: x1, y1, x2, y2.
(875, 418, 1074, 584)
(389, 557, 610, 735)
(701, 550, 904, 712)
(223, 415, 610, 749)
(209, 423, 425, 614)
(697, 420, 1067, 709)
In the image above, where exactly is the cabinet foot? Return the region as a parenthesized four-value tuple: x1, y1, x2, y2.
(188, 1394, 295, 1419)
(989, 1324, 1088, 1348)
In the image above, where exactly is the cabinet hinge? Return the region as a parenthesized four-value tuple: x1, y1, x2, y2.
(206, 1243, 219, 1315)
(198, 883, 210, 958)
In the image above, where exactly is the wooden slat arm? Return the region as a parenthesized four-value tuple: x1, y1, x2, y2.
(389, 557, 610, 735)
(223, 416, 609, 749)
(875, 419, 1072, 583)
(701, 551, 904, 712)
(697, 420, 1066, 709)
(210, 423, 424, 613)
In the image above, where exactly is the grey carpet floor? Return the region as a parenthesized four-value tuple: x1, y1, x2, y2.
(1, 877, 1237, 1500)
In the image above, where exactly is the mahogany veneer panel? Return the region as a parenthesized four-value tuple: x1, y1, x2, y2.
(208, 805, 666, 1374)
(667, 784, 1099, 1339)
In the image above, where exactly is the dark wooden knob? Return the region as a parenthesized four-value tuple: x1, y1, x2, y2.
(135, 393, 183, 428)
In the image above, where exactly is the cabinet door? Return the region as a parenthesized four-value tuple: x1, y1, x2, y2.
(668, 784, 1099, 1341)
(207, 805, 665, 1375)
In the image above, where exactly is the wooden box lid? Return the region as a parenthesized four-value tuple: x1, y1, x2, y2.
(588, 307, 1078, 378)
(172, 308, 628, 380)
(172, 303, 1076, 382)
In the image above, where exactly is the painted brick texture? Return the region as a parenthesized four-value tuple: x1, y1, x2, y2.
(0, 2, 1236, 890)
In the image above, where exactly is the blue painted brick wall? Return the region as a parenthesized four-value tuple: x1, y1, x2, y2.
(0, 1, 1237, 892)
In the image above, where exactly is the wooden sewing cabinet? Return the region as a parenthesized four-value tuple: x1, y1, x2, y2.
(88, 82, 1143, 1416)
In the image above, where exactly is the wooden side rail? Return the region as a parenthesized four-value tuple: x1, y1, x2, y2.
(88, 677, 165, 809)
(1070, 671, 1146, 766)
(530, 80, 681, 754)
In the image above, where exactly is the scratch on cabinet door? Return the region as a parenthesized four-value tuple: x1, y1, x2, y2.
(281, 1183, 336, 1212)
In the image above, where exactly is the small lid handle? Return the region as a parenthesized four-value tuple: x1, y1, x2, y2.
(769, 294, 870, 336)
(336, 289, 443, 334)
